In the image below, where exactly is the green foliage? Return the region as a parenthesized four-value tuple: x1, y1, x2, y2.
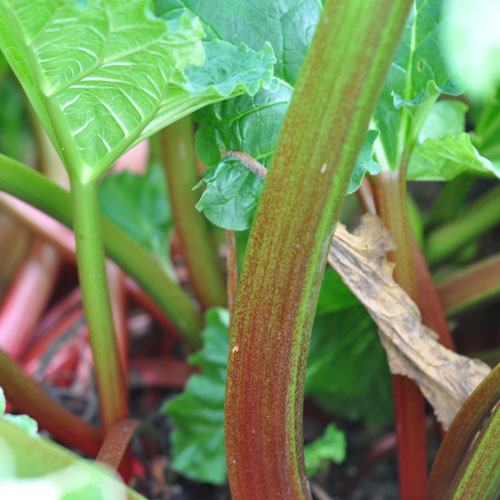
(158, 1, 377, 230)
(0, 387, 38, 436)
(195, 157, 265, 231)
(304, 424, 346, 477)
(0, 419, 145, 500)
(306, 308, 393, 424)
(408, 133, 499, 181)
(474, 88, 500, 167)
(99, 163, 174, 273)
(0, 0, 275, 182)
(372, 0, 462, 172)
(163, 308, 228, 484)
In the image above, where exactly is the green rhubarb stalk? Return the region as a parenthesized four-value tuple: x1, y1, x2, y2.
(224, 1, 413, 498)
(0, 154, 203, 348)
(160, 116, 226, 309)
(436, 254, 500, 315)
(69, 175, 128, 433)
(426, 184, 500, 266)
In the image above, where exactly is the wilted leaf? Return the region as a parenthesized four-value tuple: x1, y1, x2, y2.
(328, 215, 490, 429)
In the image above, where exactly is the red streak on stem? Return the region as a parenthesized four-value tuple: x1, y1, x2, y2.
(0, 239, 60, 359)
(371, 170, 427, 500)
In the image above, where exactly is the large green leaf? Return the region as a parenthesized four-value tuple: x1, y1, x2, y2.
(0, 0, 275, 182)
(372, 0, 462, 172)
(408, 133, 500, 181)
(306, 309, 393, 424)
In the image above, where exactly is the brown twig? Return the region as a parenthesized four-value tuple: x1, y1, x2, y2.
(223, 150, 268, 180)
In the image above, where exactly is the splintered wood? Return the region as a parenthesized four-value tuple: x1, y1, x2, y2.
(328, 214, 490, 429)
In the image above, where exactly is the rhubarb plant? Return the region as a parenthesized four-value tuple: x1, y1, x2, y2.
(1, 0, 500, 499)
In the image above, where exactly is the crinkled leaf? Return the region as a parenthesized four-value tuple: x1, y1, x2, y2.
(372, 0, 462, 171)
(163, 308, 229, 485)
(442, 0, 500, 98)
(0, 0, 275, 182)
(195, 158, 265, 231)
(98, 163, 174, 271)
(155, 0, 322, 229)
(408, 133, 500, 181)
(183, 40, 276, 96)
(304, 424, 346, 477)
(155, 0, 320, 85)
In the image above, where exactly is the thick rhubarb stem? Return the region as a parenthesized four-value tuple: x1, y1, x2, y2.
(225, 1, 413, 498)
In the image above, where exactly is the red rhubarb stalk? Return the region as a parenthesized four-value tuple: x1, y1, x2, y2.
(225, 1, 413, 498)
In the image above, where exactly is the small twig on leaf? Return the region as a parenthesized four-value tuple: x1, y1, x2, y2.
(222, 150, 268, 180)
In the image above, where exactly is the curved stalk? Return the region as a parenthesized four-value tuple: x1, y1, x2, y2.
(0, 154, 203, 348)
(0, 349, 101, 456)
(224, 1, 413, 498)
(69, 176, 128, 434)
(425, 363, 500, 499)
(160, 116, 226, 309)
